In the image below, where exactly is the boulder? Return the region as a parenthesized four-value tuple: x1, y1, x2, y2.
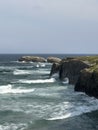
(75, 65, 98, 98)
(18, 56, 46, 62)
(47, 57, 61, 63)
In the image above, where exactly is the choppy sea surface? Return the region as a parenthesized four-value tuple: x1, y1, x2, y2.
(0, 54, 98, 130)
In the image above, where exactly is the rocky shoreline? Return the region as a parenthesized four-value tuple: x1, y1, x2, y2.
(50, 56, 98, 98)
(18, 56, 61, 63)
(18, 55, 98, 98)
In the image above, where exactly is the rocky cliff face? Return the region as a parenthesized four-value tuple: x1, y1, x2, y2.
(50, 56, 98, 98)
(50, 63, 60, 77)
(50, 58, 89, 84)
(75, 66, 98, 98)
(59, 59, 89, 84)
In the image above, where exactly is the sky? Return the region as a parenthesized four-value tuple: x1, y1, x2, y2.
(0, 0, 98, 54)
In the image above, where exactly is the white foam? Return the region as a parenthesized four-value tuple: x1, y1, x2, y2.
(13, 69, 32, 75)
(0, 123, 27, 130)
(47, 99, 98, 121)
(13, 69, 50, 75)
(38, 63, 46, 67)
(40, 63, 46, 67)
(18, 78, 56, 84)
(0, 84, 35, 94)
(62, 77, 69, 84)
(36, 70, 50, 74)
(51, 73, 59, 79)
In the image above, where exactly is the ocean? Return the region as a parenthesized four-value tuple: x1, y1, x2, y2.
(0, 54, 98, 130)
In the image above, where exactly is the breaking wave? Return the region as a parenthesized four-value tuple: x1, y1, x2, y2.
(13, 69, 32, 75)
(0, 84, 35, 94)
(13, 69, 50, 75)
(18, 78, 56, 84)
(0, 123, 27, 130)
(47, 98, 98, 120)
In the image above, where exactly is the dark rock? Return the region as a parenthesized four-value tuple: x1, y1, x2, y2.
(50, 63, 60, 77)
(75, 66, 98, 98)
(59, 59, 90, 84)
(47, 57, 61, 63)
(49, 55, 98, 98)
(18, 56, 46, 62)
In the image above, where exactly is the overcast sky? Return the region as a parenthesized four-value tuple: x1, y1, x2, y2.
(0, 0, 98, 54)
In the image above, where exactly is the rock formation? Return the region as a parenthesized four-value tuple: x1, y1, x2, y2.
(50, 63, 60, 77)
(18, 56, 46, 62)
(47, 57, 61, 63)
(50, 56, 98, 98)
(75, 65, 98, 98)
(59, 59, 90, 84)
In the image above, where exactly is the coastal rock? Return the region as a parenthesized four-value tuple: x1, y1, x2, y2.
(47, 57, 61, 63)
(50, 56, 98, 98)
(75, 66, 98, 98)
(59, 59, 90, 84)
(18, 56, 46, 62)
(50, 63, 60, 77)
(50, 58, 89, 84)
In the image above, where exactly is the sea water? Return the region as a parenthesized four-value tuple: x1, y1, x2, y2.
(0, 54, 98, 130)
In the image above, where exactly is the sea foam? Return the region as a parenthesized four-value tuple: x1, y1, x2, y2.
(13, 69, 32, 75)
(0, 123, 27, 130)
(18, 78, 56, 84)
(47, 98, 98, 121)
(0, 84, 35, 94)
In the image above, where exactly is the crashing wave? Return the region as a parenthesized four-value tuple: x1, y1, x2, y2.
(62, 77, 69, 84)
(18, 78, 56, 84)
(0, 84, 35, 94)
(13, 69, 32, 75)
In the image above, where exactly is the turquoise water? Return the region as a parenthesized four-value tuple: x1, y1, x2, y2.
(0, 54, 98, 130)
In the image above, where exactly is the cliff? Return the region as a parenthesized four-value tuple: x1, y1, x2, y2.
(75, 65, 98, 98)
(50, 56, 98, 98)
(50, 58, 90, 84)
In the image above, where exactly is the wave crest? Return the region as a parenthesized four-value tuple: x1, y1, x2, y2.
(0, 84, 35, 94)
(13, 69, 32, 75)
(18, 78, 56, 84)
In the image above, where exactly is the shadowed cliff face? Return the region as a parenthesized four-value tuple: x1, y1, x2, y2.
(59, 59, 89, 84)
(50, 58, 89, 84)
(75, 67, 98, 98)
(50, 63, 60, 77)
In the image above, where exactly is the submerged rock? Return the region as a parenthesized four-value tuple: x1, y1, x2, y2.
(18, 56, 46, 62)
(47, 57, 61, 63)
